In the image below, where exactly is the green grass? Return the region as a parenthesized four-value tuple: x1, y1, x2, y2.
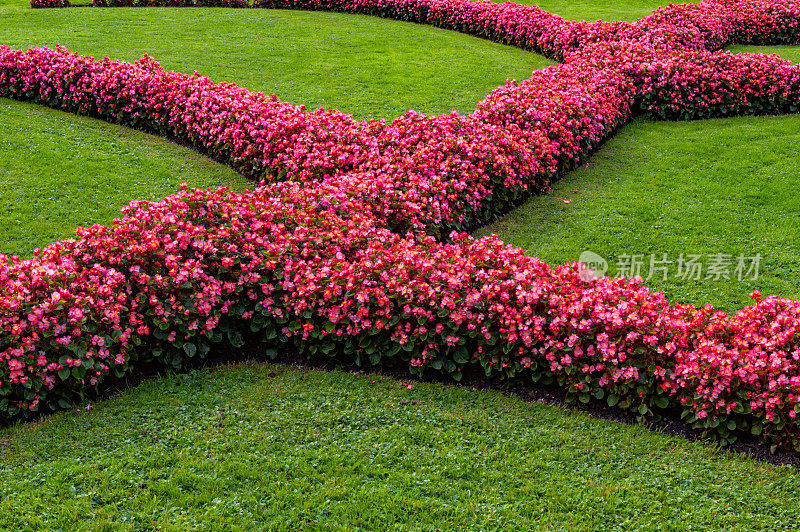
(512, 0, 694, 21)
(728, 44, 800, 63)
(2, 361, 800, 529)
(0, 0, 553, 256)
(475, 114, 800, 312)
(0, 99, 251, 257)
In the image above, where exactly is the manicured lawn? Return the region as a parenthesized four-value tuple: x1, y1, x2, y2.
(515, 0, 695, 21)
(0, 99, 250, 257)
(2, 362, 799, 529)
(476, 113, 800, 312)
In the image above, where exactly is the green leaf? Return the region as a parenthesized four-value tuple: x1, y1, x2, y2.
(183, 342, 197, 357)
(227, 329, 244, 348)
(320, 341, 335, 355)
(606, 394, 619, 407)
(58, 368, 71, 381)
(452, 346, 469, 365)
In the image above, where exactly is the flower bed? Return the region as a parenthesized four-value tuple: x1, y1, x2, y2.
(91, 0, 248, 6)
(7, 0, 800, 450)
(30, 0, 69, 7)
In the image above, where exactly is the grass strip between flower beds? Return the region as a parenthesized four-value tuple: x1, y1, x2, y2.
(5, 0, 800, 451)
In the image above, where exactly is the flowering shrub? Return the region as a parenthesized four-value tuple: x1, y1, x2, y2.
(638, 49, 800, 119)
(0, 183, 705, 421)
(30, 0, 69, 7)
(93, 0, 247, 6)
(667, 294, 800, 447)
(8, 0, 800, 451)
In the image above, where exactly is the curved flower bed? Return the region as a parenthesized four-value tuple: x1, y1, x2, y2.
(90, 0, 249, 6)
(30, 0, 69, 7)
(7, 0, 800, 450)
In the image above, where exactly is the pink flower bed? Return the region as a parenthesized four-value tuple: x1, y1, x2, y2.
(90, 0, 248, 6)
(30, 0, 68, 7)
(7, 0, 800, 449)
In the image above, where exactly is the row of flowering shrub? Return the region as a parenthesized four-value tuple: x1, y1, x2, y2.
(30, 0, 69, 7)
(0, 183, 708, 433)
(90, 0, 247, 6)
(5, 180, 800, 447)
(27, 0, 800, 59)
(7, 0, 800, 449)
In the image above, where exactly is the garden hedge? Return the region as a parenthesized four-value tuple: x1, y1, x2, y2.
(6, 0, 800, 450)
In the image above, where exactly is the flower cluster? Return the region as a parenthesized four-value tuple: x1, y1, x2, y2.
(92, 0, 247, 6)
(7, 0, 800, 450)
(637, 49, 800, 119)
(30, 0, 69, 7)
